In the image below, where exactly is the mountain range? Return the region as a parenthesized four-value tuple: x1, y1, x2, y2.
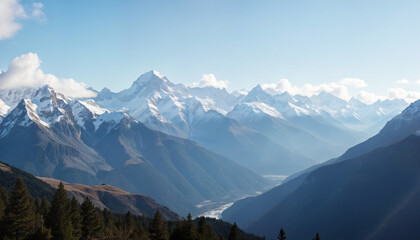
(0, 85, 268, 216)
(222, 99, 420, 239)
(93, 70, 407, 172)
(0, 70, 410, 219)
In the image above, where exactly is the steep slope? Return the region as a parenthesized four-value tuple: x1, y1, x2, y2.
(340, 99, 420, 160)
(39, 177, 179, 220)
(0, 86, 111, 184)
(0, 161, 55, 200)
(0, 99, 10, 122)
(246, 134, 420, 239)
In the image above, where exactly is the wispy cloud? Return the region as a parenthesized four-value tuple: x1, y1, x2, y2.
(340, 78, 367, 88)
(396, 79, 409, 84)
(0, 53, 96, 98)
(31, 3, 46, 22)
(261, 78, 351, 100)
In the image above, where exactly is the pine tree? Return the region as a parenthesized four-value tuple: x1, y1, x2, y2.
(182, 213, 198, 240)
(81, 197, 101, 239)
(47, 181, 74, 240)
(228, 222, 240, 240)
(40, 196, 50, 217)
(169, 221, 184, 240)
(312, 232, 321, 240)
(27, 226, 53, 240)
(2, 177, 35, 240)
(150, 210, 169, 240)
(0, 189, 6, 220)
(197, 216, 217, 240)
(102, 208, 118, 239)
(277, 228, 286, 240)
(121, 211, 136, 240)
(70, 197, 82, 240)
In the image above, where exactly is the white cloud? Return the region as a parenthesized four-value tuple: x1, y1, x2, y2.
(261, 79, 351, 100)
(388, 88, 420, 102)
(31, 3, 45, 22)
(0, 0, 26, 40)
(355, 91, 384, 104)
(191, 74, 229, 89)
(261, 79, 299, 94)
(396, 79, 409, 84)
(0, 52, 97, 98)
(415, 79, 420, 84)
(340, 78, 367, 88)
(0, 0, 46, 40)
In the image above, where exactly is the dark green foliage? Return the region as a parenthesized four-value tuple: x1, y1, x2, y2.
(182, 213, 199, 240)
(120, 211, 137, 239)
(197, 216, 217, 240)
(312, 232, 320, 240)
(169, 221, 184, 240)
(150, 210, 169, 240)
(70, 196, 83, 239)
(277, 228, 286, 240)
(40, 196, 50, 219)
(169, 213, 203, 240)
(0, 176, 265, 240)
(228, 222, 240, 240)
(1, 177, 36, 240)
(81, 197, 101, 239)
(47, 182, 73, 240)
(194, 218, 263, 240)
(101, 208, 119, 239)
(0, 184, 8, 219)
(27, 226, 53, 240)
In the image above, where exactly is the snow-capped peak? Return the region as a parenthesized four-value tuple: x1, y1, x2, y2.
(273, 91, 297, 103)
(0, 85, 77, 138)
(132, 70, 168, 87)
(70, 99, 110, 127)
(228, 101, 284, 120)
(310, 91, 347, 106)
(33, 85, 66, 104)
(0, 99, 49, 138)
(348, 97, 365, 107)
(244, 85, 275, 105)
(231, 89, 249, 97)
(93, 111, 134, 132)
(0, 99, 10, 119)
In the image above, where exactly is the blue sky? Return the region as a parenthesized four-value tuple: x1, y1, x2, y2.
(1, 0, 420, 102)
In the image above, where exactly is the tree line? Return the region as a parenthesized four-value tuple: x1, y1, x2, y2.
(0, 177, 262, 240)
(0, 177, 321, 240)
